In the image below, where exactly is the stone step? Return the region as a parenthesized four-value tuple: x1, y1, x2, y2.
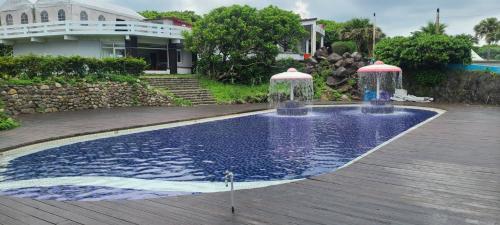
(144, 77, 216, 105)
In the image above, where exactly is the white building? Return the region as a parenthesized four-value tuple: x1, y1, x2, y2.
(277, 18, 326, 61)
(0, 0, 193, 74)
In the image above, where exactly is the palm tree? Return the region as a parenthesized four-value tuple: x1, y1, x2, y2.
(340, 18, 385, 56)
(474, 18, 500, 60)
(418, 21, 447, 35)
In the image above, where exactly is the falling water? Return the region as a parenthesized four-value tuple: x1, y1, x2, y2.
(358, 71, 403, 114)
(269, 78, 314, 116)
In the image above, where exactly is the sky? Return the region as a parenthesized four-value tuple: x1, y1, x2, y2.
(101, 0, 499, 38)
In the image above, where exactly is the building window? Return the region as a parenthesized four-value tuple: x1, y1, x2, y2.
(40, 11, 49, 23)
(80, 11, 88, 21)
(177, 50, 182, 63)
(6, 14, 13, 25)
(98, 15, 106, 21)
(21, 13, 29, 24)
(58, 9, 66, 21)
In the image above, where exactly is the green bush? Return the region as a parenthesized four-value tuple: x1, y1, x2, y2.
(0, 114, 19, 131)
(0, 55, 148, 78)
(495, 55, 500, 60)
(375, 34, 472, 69)
(413, 70, 446, 87)
(271, 58, 306, 74)
(331, 41, 356, 55)
(198, 77, 268, 104)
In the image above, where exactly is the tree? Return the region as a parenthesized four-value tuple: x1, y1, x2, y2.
(140, 10, 201, 24)
(415, 21, 448, 35)
(474, 17, 500, 60)
(184, 5, 305, 84)
(340, 18, 385, 56)
(317, 19, 344, 48)
(258, 6, 307, 52)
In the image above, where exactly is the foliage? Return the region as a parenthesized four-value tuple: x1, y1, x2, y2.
(0, 55, 147, 78)
(0, 44, 12, 56)
(0, 99, 18, 131)
(474, 17, 500, 60)
(184, 5, 305, 84)
(317, 20, 345, 47)
(270, 58, 305, 74)
(375, 34, 473, 69)
(198, 77, 268, 104)
(413, 21, 448, 35)
(140, 10, 201, 24)
(340, 18, 385, 56)
(413, 69, 446, 87)
(474, 45, 500, 60)
(331, 41, 356, 55)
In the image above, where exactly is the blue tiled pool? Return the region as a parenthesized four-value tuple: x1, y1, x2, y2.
(0, 106, 439, 201)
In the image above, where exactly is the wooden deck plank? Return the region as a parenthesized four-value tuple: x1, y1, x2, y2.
(0, 197, 68, 224)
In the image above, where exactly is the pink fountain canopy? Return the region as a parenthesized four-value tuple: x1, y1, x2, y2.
(271, 68, 313, 80)
(357, 61, 402, 73)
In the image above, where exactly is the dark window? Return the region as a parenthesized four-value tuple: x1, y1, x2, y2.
(58, 9, 66, 21)
(177, 50, 182, 63)
(98, 15, 106, 21)
(21, 13, 29, 24)
(80, 11, 88, 21)
(6, 14, 13, 25)
(41, 11, 49, 23)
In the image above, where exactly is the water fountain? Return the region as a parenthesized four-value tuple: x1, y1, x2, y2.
(269, 68, 314, 116)
(357, 61, 403, 114)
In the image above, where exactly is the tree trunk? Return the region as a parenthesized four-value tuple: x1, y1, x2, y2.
(487, 47, 491, 60)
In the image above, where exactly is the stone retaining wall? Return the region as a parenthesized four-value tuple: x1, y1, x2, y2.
(433, 71, 500, 105)
(0, 82, 172, 115)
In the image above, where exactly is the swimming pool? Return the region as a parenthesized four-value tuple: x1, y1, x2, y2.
(0, 106, 442, 201)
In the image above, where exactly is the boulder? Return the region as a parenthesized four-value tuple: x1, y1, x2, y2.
(338, 84, 352, 93)
(333, 67, 348, 78)
(344, 58, 355, 66)
(327, 53, 343, 63)
(314, 47, 329, 60)
(334, 59, 345, 68)
(340, 94, 351, 101)
(7, 89, 17, 95)
(326, 77, 350, 87)
(40, 85, 50, 90)
(354, 61, 367, 69)
(55, 82, 62, 88)
(352, 52, 363, 61)
(343, 52, 352, 58)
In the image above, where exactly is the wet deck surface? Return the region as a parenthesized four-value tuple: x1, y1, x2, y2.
(0, 104, 499, 225)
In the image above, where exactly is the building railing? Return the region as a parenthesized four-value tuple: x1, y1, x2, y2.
(0, 21, 191, 40)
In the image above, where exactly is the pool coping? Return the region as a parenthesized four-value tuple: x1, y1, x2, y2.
(0, 105, 446, 196)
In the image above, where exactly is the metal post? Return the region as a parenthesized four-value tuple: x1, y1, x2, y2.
(372, 13, 376, 58)
(290, 81, 295, 101)
(224, 170, 235, 214)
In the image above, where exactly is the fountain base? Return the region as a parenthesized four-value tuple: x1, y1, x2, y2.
(277, 101, 309, 116)
(362, 100, 395, 114)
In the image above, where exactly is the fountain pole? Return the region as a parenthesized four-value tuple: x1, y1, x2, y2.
(290, 81, 295, 101)
(376, 75, 381, 100)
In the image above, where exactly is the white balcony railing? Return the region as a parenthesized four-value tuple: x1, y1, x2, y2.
(0, 21, 191, 40)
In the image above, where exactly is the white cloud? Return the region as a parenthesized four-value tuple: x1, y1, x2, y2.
(293, 0, 310, 19)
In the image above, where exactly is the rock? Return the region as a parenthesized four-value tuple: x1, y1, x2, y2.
(327, 53, 343, 63)
(333, 67, 348, 78)
(343, 52, 352, 58)
(21, 108, 35, 114)
(338, 84, 352, 93)
(340, 94, 351, 101)
(307, 58, 318, 65)
(354, 61, 367, 69)
(352, 52, 363, 61)
(314, 47, 329, 60)
(55, 82, 62, 88)
(334, 59, 345, 68)
(344, 58, 355, 66)
(8, 89, 17, 95)
(40, 85, 50, 90)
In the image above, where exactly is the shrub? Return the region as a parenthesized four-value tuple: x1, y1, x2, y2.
(271, 58, 306, 74)
(0, 55, 147, 78)
(413, 69, 446, 87)
(0, 114, 19, 131)
(331, 41, 356, 55)
(375, 34, 473, 69)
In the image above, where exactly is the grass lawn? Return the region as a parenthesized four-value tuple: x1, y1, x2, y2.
(198, 77, 269, 104)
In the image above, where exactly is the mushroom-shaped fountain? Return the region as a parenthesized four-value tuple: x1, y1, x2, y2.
(357, 61, 403, 114)
(269, 68, 314, 116)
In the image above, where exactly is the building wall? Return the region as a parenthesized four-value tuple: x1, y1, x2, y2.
(13, 39, 103, 57)
(33, 4, 139, 23)
(0, 6, 34, 26)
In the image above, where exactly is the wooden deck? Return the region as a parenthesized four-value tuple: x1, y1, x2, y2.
(0, 104, 499, 225)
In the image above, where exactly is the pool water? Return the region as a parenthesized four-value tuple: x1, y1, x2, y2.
(0, 106, 438, 201)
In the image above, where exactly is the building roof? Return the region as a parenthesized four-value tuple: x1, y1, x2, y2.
(0, 0, 34, 11)
(34, 0, 145, 20)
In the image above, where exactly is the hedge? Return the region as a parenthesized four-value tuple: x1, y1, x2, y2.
(331, 41, 357, 55)
(375, 34, 472, 69)
(0, 55, 147, 78)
